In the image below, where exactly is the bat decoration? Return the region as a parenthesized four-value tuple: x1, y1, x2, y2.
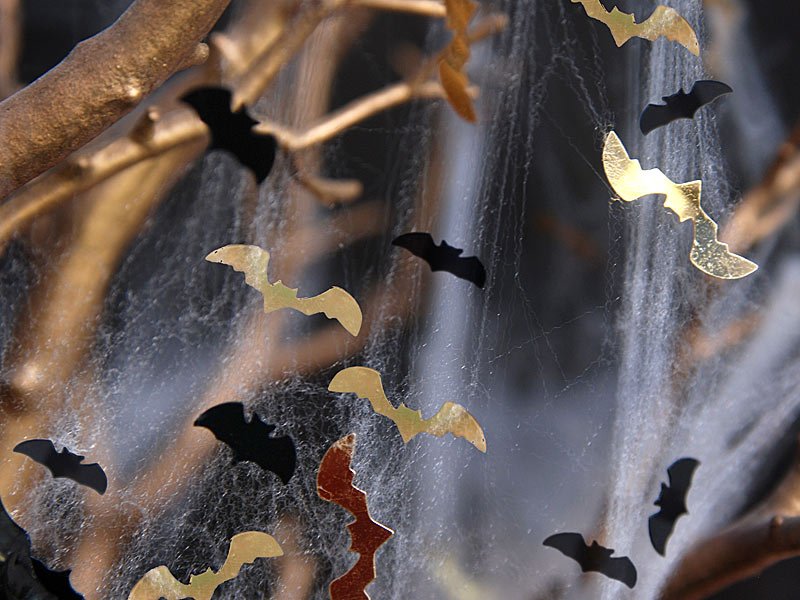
(640, 81, 733, 135)
(0, 493, 84, 599)
(181, 86, 276, 183)
(317, 434, 393, 600)
(543, 532, 637, 589)
(206, 244, 363, 336)
(194, 402, 296, 484)
(570, 0, 699, 56)
(649, 458, 700, 555)
(328, 366, 486, 452)
(13, 439, 107, 495)
(602, 131, 758, 279)
(392, 232, 486, 288)
(439, 0, 478, 122)
(127, 531, 283, 600)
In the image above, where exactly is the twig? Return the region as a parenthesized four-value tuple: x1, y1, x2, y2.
(256, 80, 477, 149)
(660, 441, 800, 600)
(350, 0, 446, 17)
(0, 0, 20, 99)
(0, 109, 208, 252)
(0, 0, 231, 198)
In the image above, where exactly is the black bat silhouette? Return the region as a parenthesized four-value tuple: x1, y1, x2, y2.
(180, 86, 276, 183)
(640, 80, 732, 135)
(194, 402, 296, 484)
(13, 440, 107, 495)
(543, 532, 637, 588)
(392, 232, 486, 288)
(649, 457, 700, 555)
(0, 493, 83, 599)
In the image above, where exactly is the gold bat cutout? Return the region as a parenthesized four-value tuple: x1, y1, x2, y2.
(571, 0, 699, 56)
(602, 131, 758, 280)
(328, 366, 486, 452)
(206, 244, 363, 336)
(127, 531, 283, 600)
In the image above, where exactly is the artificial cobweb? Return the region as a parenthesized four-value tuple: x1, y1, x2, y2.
(3, 1, 800, 600)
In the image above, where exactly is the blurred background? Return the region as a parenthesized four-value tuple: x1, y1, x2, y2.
(1, 0, 800, 598)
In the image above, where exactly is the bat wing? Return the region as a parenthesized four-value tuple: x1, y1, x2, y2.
(639, 102, 678, 135)
(14, 439, 58, 472)
(69, 462, 108, 495)
(206, 245, 271, 294)
(667, 457, 700, 493)
(392, 232, 437, 262)
(446, 254, 486, 288)
(195, 402, 248, 452)
(181, 87, 235, 129)
(301, 286, 363, 336)
(688, 80, 732, 114)
(0, 495, 31, 557)
(423, 401, 486, 451)
(543, 532, 587, 562)
(648, 511, 674, 556)
(195, 402, 297, 484)
(235, 134, 276, 184)
(603, 556, 637, 588)
(31, 559, 83, 600)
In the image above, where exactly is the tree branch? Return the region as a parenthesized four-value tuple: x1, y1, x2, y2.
(660, 441, 800, 599)
(256, 80, 476, 149)
(0, 0, 231, 199)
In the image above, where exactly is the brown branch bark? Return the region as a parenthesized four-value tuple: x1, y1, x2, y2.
(0, 0, 20, 99)
(660, 442, 800, 599)
(0, 0, 231, 199)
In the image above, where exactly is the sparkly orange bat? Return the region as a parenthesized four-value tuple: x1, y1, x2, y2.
(317, 434, 393, 600)
(571, 0, 699, 56)
(328, 366, 486, 452)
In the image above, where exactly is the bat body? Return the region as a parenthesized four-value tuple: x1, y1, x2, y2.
(328, 366, 486, 452)
(206, 244, 362, 336)
(640, 81, 732, 135)
(0, 494, 83, 599)
(181, 87, 276, 183)
(14, 439, 107, 495)
(649, 458, 700, 555)
(392, 232, 486, 288)
(127, 531, 283, 600)
(317, 434, 393, 600)
(603, 131, 758, 280)
(194, 402, 296, 484)
(571, 0, 699, 56)
(543, 532, 636, 588)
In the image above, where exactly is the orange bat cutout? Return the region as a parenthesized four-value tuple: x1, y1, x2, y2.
(206, 244, 362, 335)
(328, 366, 487, 452)
(317, 434, 393, 600)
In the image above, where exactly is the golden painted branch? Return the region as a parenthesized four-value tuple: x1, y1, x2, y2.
(0, 0, 20, 98)
(256, 80, 477, 149)
(660, 441, 800, 600)
(350, 0, 445, 16)
(0, 0, 231, 199)
(0, 109, 208, 252)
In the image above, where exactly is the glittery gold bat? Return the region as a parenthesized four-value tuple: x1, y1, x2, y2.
(127, 531, 283, 600)
(571, 0, 699, 56)
(317, 434, 393, 600)
(602, 131, 758, 280)
(206, 244, 362, 335)
(439, 0, 478, 121)
(328, 366, 486, 452)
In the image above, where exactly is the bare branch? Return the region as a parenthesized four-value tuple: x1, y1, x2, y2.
(256, 80, 477, 149)
(660, 442, 800, 599)
(0, 0, 20, 99)
(0, 109, 208, 252)
(350, 0, 446, 17)
(0, 0, 232, 198)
